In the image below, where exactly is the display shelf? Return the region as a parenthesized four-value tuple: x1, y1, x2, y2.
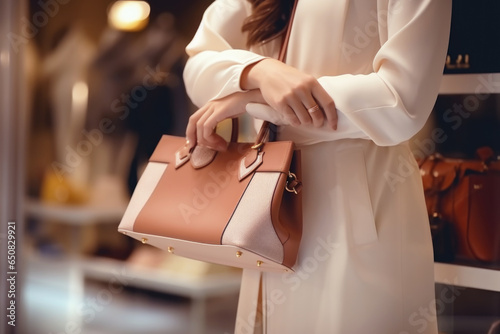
(439, 73, 500, 94)
(81, 256, 242, 299)
(434, 71, 500, 295)
(25, 197, 126, 226)
(81, 256, 241, 334)
(434, 262, 500, 292)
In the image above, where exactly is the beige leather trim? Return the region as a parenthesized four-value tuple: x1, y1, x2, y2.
(222, 172, 284, 264)
(239, 151, 264, 181)
(121, 230, 295, 272)
(118, 162, 167, 232)
(190, 145, 217, 169)
(175, 144, 190, 169)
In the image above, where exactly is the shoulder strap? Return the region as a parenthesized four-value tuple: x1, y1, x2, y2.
(258, 0, 298, 143)
(278, 0, 299, 62)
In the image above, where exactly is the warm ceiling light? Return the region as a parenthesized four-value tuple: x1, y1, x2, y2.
(108, 1, 150, 32)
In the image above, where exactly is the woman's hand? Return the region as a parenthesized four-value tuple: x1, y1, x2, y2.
(186, 90, 264, 151)
(241, 58, 338, 130)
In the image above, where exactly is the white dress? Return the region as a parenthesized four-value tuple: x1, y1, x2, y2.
(183, 0, 452, 333)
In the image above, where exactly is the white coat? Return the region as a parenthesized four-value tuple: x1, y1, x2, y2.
(183, 0, 452, 333)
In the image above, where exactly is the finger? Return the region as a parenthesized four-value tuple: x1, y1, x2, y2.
(280, 104, 301, 126)
(202, 112, 228, 151)
(293, 83, 325, 128)
(312, 85, 337, 130)
(196, 107, 227, 151)
(305, 103, 325, 128)
(288, 98, 313, 126)
(186, 109, 205, 149)
(196, 106, 216, 147)
(303, 98, 325, 128)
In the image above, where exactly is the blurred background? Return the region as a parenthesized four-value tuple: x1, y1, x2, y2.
(0, 1, 499, 334)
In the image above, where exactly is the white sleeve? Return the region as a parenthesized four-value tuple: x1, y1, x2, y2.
(286, 0, 452, 146)
(184, 0, 452, 147)
(183, 0, 265, 107)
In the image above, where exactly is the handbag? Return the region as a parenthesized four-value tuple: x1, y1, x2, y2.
(118, 1, 303, 273)
(419, 147, 500, 264)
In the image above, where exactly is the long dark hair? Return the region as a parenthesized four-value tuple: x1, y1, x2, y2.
(242, 0, 294, 47)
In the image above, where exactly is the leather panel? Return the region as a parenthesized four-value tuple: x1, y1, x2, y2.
(466, 173, 500, 262)
(222, 172, 284, 263)
(275, 150, 303, 268)
(134, 143, 255, 244)
(118, 162, 167, 231)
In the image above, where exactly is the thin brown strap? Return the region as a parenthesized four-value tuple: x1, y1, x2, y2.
(230, 118, 239, 142)
(278, 0, 299, 63)
(257, 0, 298, 144)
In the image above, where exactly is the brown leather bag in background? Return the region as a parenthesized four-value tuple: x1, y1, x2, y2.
(419, 147, 500, 264)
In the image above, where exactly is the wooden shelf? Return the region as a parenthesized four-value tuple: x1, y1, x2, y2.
(434, 262, 500, 292)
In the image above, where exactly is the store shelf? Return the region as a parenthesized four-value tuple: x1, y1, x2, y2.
(81, 256, 242, 299)
(434, 262, 500, 292)
(81, 256, 241, 334)
(25, 198, 126, 226)
(435, 71, 500, 294)
(439, 73, 500, 94)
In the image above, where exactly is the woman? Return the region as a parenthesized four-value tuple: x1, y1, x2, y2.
(183, 0, 452, 333)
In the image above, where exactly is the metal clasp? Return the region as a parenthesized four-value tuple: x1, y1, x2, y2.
(285, 172, 299, 194)
(251, 142, 264, 151)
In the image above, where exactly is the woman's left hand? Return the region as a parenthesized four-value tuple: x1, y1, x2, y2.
(186, 90, 264, 151)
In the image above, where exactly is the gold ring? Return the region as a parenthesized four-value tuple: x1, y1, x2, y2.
(307, 105, 320, 114)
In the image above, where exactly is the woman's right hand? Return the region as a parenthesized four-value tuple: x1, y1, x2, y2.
(185, 90, 265, 151)
(241, 58, 338, 130)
